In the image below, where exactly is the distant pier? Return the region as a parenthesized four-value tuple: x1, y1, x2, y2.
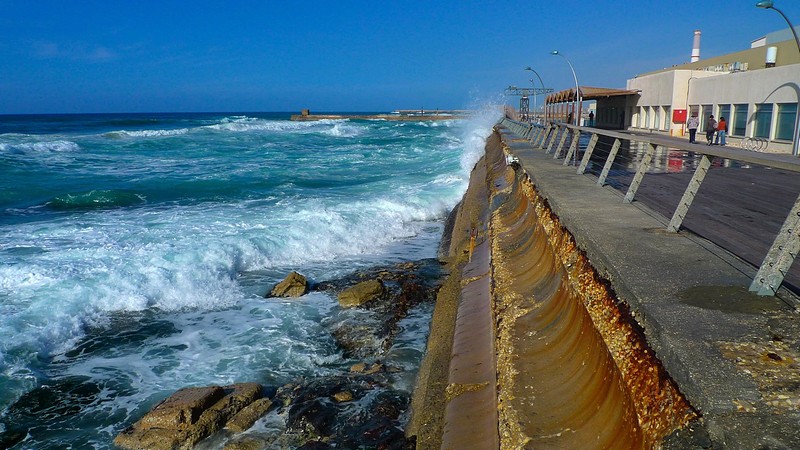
(290, 109, 466, 121)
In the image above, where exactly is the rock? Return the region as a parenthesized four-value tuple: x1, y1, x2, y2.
(296, 441, 333, 449)
(332, 391, 353, 403)
(269, 271, 309, 298)
(139, 385, 226, 431)
(350, 362, 367, 373)
(338, 279, 384, 307)
(287, 398, 338, 440)
(331, 322, 384, 358)
(225, 398, 272, 432)
(223, 437, 270, 450)
(114, 383, 263, 450)
(364, 363, 384, 375)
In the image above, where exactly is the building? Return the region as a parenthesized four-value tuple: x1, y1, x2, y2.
(550, 27, 800, 154)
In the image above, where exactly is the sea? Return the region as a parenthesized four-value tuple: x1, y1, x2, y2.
(0, 109, 499, 448)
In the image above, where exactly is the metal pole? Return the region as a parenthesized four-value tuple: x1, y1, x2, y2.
(756, 1, 800, 155)
(551, 51, 581, 126)
(526, 67, 547, 124)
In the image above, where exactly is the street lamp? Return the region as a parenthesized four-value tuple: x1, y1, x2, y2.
(756, 1, 800, 53)
(525, 66, 547, 124)
(757, 0, 800, 156)
(550, 50, 581, 126)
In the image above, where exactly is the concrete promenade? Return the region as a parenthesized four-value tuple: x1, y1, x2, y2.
(499, 123, 800, 448)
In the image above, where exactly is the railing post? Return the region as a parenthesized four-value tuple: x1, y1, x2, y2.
(546, 125, 561, 154)
(623, 143, 656, 203)
(667, 154, 714, 232)
(537, 125, 551, 149)
(563, 129, 581, 166)
(554, 127, 570, 159)
(530, 125, 542, 145)
(578, 133, 599, 174)
(750, 192, 800, 296)
(597, 138, 621, 186)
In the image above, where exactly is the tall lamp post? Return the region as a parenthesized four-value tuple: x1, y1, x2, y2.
(525, 66, 547, 124)
(757, 0, 800, 155)
(757, 1, 800, 52)
(550, 50, 581, 126)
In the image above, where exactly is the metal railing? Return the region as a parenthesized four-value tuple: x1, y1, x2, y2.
(499, 117, 800, 297)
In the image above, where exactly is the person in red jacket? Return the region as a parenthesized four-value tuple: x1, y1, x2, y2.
(716, 117, 728, 146)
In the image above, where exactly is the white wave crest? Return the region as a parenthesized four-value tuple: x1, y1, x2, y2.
(0, 140, 81, 153)
(111, 128, 189, 138)
(322, 123, 364, 138)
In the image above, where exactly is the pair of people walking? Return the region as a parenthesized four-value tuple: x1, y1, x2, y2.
(702, 115, 727, 146)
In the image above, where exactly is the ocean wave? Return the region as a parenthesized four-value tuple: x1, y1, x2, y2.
(205, 116, 351, 134)
(104, 128, 189, 138)
(0, 140, 80, 154)
(45, 190, 146, 210)
(321, 123, 364, 138)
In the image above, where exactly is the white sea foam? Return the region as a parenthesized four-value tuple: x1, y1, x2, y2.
(111, 128, 189, 138)
(0, 140, 80, 154)
(206, 116, 340, 133)
(457, 101, 503, 175)
(322, 122, 364, 138)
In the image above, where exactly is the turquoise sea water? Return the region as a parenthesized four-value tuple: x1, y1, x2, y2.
(0, 111, 498, 448)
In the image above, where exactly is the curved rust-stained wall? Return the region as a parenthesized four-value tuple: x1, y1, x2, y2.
(481, 130, 694, 448)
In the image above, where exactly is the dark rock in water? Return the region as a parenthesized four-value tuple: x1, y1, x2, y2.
(296, 441, 333, 449)
(267, 271, 309, 298)
(287, 398, 338, 439)
(316, 259, 445, 358)
(0, 375, 106, 447)
(275, 374, 413, 450)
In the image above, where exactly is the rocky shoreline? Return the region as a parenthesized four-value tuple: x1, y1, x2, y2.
(112, 258, 448, 449)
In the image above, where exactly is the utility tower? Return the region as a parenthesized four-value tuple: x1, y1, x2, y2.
(505, 86, 554, 122)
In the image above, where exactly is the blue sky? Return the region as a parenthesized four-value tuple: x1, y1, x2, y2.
(1, 0, 798, 114)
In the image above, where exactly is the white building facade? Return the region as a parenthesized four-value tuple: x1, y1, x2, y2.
(620, 33, 800, 154)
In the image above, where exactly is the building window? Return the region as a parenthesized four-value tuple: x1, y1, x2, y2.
(732, 104, 747, 136)
(701, 104, 712, 131)
(776, 103, 798, 141)
(654, 107, 661, 129)
(754, 104, 773, 139)
(719, 104, 731, 127)
(645, 108, 651, 128)
(664, 106, 671, 130)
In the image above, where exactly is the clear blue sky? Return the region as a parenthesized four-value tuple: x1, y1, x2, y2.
(1, 0, 797, 114)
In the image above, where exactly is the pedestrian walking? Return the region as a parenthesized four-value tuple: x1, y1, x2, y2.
(706, 115, 717, 145)
(716, 117, 728, 146)
(687, 113, 699, 143)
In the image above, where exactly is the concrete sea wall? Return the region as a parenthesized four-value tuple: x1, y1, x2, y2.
(410, 129, 696, 448)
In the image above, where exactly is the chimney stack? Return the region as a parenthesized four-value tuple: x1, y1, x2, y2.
(691, 30, 701, 62)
